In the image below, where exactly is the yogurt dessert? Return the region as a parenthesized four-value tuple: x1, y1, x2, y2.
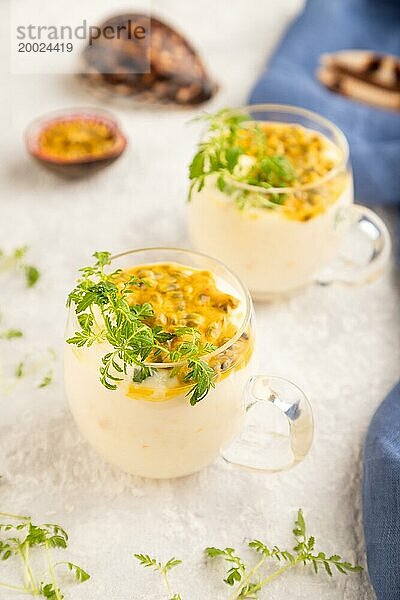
(65, 249, 255, 478)
(187, 105, 356, 300)
(65, 248, 315, 477)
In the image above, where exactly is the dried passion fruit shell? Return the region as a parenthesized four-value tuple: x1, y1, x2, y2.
(25, 109, 127, 177)
(81, 14, 217, 106)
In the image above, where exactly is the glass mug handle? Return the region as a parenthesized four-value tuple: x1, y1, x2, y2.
(221, 376, 314, 472)
(315, 204, 391, 287)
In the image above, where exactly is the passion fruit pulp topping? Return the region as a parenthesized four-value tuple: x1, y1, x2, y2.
(115, 262, 241, 351)
(37, 118, 119, 162)
(113, 263, 253, 398)
(237, 122, 347, 220)
(238, 123, 338, 185)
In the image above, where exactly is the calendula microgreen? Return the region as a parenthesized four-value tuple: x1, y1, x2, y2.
(7, 349, 56, 390)
(25, 265, 40, 288)
(0, 512, 90, 598)
(0, 246, 40, 287)
(67, 252, 216, 404)
(206, 509, 362, 599)
(38, 369, 53, 388)
(0, 309, 23, 342)
(0, 329, 23, 340)
(133, 510, 361, 598)
(0, 246, 42, 388)
(188, 108, 297, 210)
(134, 553, 182, 599)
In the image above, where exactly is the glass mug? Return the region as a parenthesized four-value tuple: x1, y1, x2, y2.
(64, 248, 313, 479)
(187, 104, 391, 301)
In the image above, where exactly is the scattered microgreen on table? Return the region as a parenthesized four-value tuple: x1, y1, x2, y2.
(0, 247, 40, 288)
(206, 509, 362, 599)
(0, 328, 23, 340)
(38, 369, 54, 389)
(188, 108, 297, 210)
(134, 510, 361, 599)
(0, 349, 56, 395)
(134, 554, 182, 600)
(66, 252, 216, 405)
(0, 246, 40, 342)
(0, 512, 90, 598)
(0, 247, 45, 392)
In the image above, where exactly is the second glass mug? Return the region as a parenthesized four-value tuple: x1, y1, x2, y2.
(187, 104, 391, 301)
(64, 248, 313, 479)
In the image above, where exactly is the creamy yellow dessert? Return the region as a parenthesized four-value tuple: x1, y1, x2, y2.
(64, 253, 254, 478)
(188, 108, 353, 299)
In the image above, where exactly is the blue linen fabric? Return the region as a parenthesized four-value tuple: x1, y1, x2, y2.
(363, 382, 400, 600)
(248, 0, 400, 208)
(249, 3, 400, 596)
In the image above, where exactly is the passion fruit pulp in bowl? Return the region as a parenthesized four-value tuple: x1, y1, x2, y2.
(25, 108, 127, 177)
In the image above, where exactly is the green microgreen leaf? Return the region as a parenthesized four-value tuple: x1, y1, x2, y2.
(38, 370, 53, 389)
(259, 156, 297, 186)
(57, 562, 90, 583)
(189, 150, 206, 179)
(15, 361, 25, 378)
(205, 547, 246, 586)
(225, 147, 243, 173)
(0, 329, 23, 340)
(39, 582, 63, 599)
(25, 265, 40, 288)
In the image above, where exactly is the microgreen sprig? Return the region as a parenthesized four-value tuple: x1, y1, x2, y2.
(0, 247, 44, 393)
(0, 328, 23, 340)
(206, 509, 362, 599)
(0, 246, 40, 341)
(66, 252, 216, 405)
(0, 512, 90, 598)
(134, 554, 182, 600)
(133, 510, 361, 599)
(188, 108, 297, 210)
(0, 246, 40, 288)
